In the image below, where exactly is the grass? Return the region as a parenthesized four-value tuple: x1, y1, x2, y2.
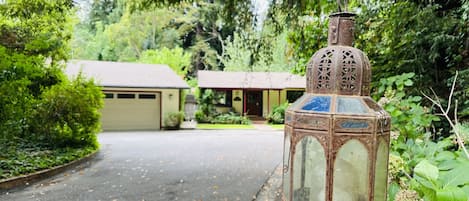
(197, 123, 255, 129)
(269, 124, 285, 130)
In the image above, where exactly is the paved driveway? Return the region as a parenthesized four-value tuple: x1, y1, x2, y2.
(1, 130, 283, 201)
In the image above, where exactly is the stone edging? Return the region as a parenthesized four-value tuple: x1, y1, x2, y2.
(0, 150, 99, 190)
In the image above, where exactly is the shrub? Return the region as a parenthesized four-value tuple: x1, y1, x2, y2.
(210, 112, 251, 125)
(267, 102, 289, 124)
(31, 74, 103, 148)
(195, 89, 218, 123)
(164, 111, 184, 129)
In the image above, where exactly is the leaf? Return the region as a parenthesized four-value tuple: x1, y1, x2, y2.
(414, 160, 439, 182)
(435, 151, 456, 162)
(404, 79, 414, 86)
(461, 185, 469, 197)
(439, 159, 463, 171)
(388, 182, 400, 201)
(436, 187, 467, 201)
(440, 162, 469, 188)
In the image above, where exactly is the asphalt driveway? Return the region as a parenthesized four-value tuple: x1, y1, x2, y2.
(0, 129, 283, 201)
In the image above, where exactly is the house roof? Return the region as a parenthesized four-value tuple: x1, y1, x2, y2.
(65, 60, 189, 89)
(198, 70, 305, 89)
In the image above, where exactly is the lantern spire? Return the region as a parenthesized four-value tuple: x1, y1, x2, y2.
(327, 12, 356, 46)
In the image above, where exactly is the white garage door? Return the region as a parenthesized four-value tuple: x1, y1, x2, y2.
(101, 92, 161, 131)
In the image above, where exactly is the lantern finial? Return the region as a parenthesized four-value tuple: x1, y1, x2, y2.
(328, 12, 356, 46)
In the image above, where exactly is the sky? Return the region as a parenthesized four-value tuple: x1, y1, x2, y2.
(252, 0, 271, 28)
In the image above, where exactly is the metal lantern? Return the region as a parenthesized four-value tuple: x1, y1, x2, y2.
(282, 12, 391, 201)
(184, 94, 197, 121)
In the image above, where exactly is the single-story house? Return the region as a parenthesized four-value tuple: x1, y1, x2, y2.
(66, 60, 189, 131)
(198, 71, 306, 117)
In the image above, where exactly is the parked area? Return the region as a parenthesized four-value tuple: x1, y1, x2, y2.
(0, 130, 283, 201)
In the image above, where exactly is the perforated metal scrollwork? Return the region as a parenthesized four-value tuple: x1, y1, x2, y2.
(318, 50, 334, 90)
(339, 50, 358, 94)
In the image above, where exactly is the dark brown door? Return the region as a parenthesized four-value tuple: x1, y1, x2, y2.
(246, 91, 262, 116)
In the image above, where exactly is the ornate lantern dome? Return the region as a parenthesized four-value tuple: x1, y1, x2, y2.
(306, 12, 371, 96)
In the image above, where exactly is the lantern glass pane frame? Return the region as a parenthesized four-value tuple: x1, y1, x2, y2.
(292, 136, 327, 201)
(333, 139, 369, 201)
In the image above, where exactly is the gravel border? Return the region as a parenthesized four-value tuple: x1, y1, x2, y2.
(0, 150, 99, 191)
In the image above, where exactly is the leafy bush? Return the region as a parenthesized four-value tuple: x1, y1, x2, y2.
(164, 112, 184, 129)
(376, 73, 440, 140)
(210, 112, 251, 125)
(267, 102, 289, 124)
(375, 72, 469, 200)
(195, 89, 217, 123)
(31, 74, 103, 148)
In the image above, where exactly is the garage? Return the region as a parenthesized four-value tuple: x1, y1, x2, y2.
(101, 92, 161, 130)
(65, 60, 189, 131)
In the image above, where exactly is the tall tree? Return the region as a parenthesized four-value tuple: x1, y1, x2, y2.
(0, 0, 75, 139)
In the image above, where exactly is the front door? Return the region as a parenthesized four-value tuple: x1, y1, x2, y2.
(245, 91, 262, 116)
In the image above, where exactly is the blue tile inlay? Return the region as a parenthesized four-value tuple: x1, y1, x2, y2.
(341, 121, 369, 129)
(301, 96, 331, 112)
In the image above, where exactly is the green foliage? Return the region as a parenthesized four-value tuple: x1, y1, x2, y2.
(32, 74, 103, 148)
(0, 1, 104, 180)
(195, 89, 217, 123)
(376, 73, 440, 140)
(409, 151, 469, 201)
(221, 28, 294, 72)
(138, 47, 191, 77)
(87, 0, 124, 32)
(377, 72, 469, 201)
(164, 111, 184, 129)
(0, 143, 97, 180)
(446, 69, 469, 119)
(267, 102, 289, 124)
(287, 15, 328, 75)
(220, 32, 252, 71)
(355, 1, 467, 97)
(211, 112, 251, 125)
(0, 0, 74, 62)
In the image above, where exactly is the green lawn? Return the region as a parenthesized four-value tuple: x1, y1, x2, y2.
(197, 123, 255, 129)
(269, 124, 285, 130)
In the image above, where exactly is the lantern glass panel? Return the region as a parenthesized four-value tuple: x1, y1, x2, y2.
(293, 136, 326, 201)
(374, 139, 389, 201)
(333, 139, 369, 201)
(336, 97, 368, 114)
(283, 130, 292, 200)
(301, 96, 331, 112)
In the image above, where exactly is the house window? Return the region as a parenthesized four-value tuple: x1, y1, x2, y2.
(139, 94, 156, 99)
(214, 90, 232, 107)
(117, 93, 135, 99)
(104, 93, 114, 99)
(287, 90, 305, 103)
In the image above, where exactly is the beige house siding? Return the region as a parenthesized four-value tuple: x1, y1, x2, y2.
(232, 89, 243, 114)
(213, 88, 304, 118)
(159, 88, 181, 127)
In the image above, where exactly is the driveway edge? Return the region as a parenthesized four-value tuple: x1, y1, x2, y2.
(254, 163, 283, 201)
(0, 150, 99, 190)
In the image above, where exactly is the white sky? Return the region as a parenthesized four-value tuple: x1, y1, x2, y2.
(252, 0, 270, 28)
